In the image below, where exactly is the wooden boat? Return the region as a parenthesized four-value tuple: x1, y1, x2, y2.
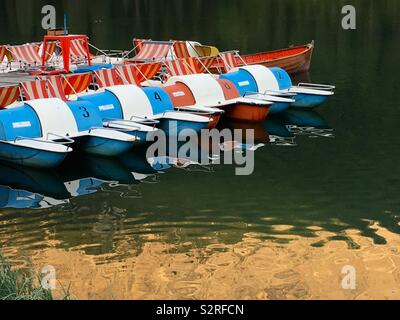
(210, 41, 314, 75)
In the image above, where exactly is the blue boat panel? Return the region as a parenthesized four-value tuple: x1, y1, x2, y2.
(291, 94, 329, 108)
(0, 141, 67, 168)
(270, 103, 290, 114)
(78, 135, 133, 156)
(66, 100, 103, 132)
(78, 91, 124, 120)
(142, 87, 174, 115)
(220, 69, 258, 96)
(270, 67, 292, 90)
(0, 105, 42, 141)
(74, 64, 113, 73)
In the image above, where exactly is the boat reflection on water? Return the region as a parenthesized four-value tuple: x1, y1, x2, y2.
(265, 109, 333, 145)
(0, 163, 70, 209)
(0, 110, 333, 209)
(0, 143, 218, 209)
(220, 119, 270, 144)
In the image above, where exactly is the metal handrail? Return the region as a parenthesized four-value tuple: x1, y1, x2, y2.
(46, 133, 75, 144)
(103, 118, 142, 131)
(297, 83, 336, 91)
(14, 136, 73, 150)
(244, 91, 295, 98)
(128, 116, 159, 125)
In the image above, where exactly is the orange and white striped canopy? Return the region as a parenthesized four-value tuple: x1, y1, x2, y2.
(0, 85, 20, 108)
(0, 46, 7, 62)
(129, 62, 162, 83)
(164, 57, 199, 77)
(173, 41, 191, 59)
(7, 43, 41, 64)
(133, 40, 173, 61)
(41, 41, 58, 62)
(62, 73, 93, 95)
(197, 56, 216, 73)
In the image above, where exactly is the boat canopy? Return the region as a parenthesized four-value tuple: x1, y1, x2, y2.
(0, 104, 42, 141)
(79, 84, 175, 120)
(0, 85, 20, 108)
(25, 98, 79, 138)
(269, 67, 293, 90)
(7, 43, 41, 64)
(166, 74, 226, 107)
(132, 40, 173, 62)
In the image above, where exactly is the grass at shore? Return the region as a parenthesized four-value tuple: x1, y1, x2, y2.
(0, 253, 53, 300)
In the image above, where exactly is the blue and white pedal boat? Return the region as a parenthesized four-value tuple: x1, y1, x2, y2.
(0, 103, 73, 168)
(78, 85, 211, 137)
(25, 98, 138, 157)
(220, 65, 334, 112)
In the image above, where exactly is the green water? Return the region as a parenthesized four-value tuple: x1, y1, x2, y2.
(1, 0, 400, 263)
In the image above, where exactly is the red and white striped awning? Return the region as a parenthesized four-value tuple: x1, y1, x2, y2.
(41, 41, 58, 62)
(116, 65, 140, 85)
(219, 51, 238, 72)
(70, 39, 92, 60)
(0, 85, 20, 108)
(132, 41, 173, 61)
(0, 46, 7, 62)
(21, 79, 52, 100)
(95, 68, 124, 88)
(133, 38, 150, 54)
(164, 57, 198, 77)
(7, 43, 41, 64)
(46, 76, 67, 100)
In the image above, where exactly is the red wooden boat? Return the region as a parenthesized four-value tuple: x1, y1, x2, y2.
(211, 41, 314, 75)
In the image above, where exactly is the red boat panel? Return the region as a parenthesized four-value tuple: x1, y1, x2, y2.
(163, 83, 196, 107)
(217, 79, 269, 122)
(217, 79, 240, 100)
(222, 103, 269, 122)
